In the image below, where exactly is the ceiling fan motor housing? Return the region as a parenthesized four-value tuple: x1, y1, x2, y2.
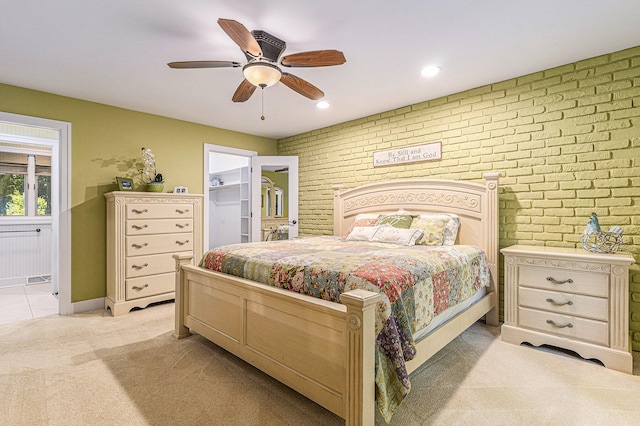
(247, 30, 286, 62)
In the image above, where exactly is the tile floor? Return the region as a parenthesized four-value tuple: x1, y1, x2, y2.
(0, 283, 58, 325)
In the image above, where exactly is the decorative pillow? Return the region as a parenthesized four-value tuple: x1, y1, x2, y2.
(411, 213, 460, 245)
(440, 213, 461, 245)
(410, 216, 448, 246)
(344, 213, 380, 238)
(345, 225, 382, 241)
(375, 214, 415, 229)
(372, 225, 424, 246)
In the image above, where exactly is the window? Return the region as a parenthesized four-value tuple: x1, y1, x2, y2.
(0, 150, 51, 217)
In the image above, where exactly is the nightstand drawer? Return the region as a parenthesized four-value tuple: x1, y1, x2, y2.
(519, 287, 608, 321)
(126, 218, 193, 236)
(126, 203, 194, 219)
(519, 265, 608, 297)
(126, 272, 175, 300)
(126, 233, 193, 256)
(519, 307, 608, 346)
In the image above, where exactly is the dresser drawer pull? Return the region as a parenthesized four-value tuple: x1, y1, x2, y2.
(175, 223, 190, 229)
(175, 240, 190, 245)
(131, 243, 149, 249)
(131, 224, 148, 230)
(176, 209, 190, 214)
(131, 284, 149, 291)
(131, 263, 149, 270)
(132, 209, 148, 214)
(546, 319, 573, 328)
(546, 277, 573, 285)
(545, 298, 573, 306)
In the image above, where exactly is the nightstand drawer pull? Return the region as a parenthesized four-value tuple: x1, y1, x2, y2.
(175, 208, 190, 214)
(132, 209, 148, 214)
(175, 223, 190, 229)
(546, 319, 573, 328)
(176, 239, 190, 245)
(131, 224, 148, 230)
(546, 298, 573, 306)
(546, 277, 573, 284)
(131, 263, 148, 270)
(131, 243, 148, 249)
(131, 284, 149, 291)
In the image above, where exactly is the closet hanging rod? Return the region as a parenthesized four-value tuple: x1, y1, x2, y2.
(0, 228, 41, 234)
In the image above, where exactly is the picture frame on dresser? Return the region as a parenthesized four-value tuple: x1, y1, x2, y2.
(501, 245, 635, 373)
(116, 177, 134, 191)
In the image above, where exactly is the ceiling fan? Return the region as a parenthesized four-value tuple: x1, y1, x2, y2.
(168, 19, 346, 103)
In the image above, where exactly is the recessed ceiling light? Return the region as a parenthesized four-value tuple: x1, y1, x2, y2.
(316, 101, 330, 109)
(421, 65, 441, 78)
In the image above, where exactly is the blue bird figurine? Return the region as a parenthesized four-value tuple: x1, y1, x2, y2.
(584, 212, 601, 235)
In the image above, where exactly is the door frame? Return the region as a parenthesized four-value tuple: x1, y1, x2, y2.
(0, 111, 72, 315)
(203, 144, 257, 251)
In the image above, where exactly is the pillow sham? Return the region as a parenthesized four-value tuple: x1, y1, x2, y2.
(411, 213, 460, 245)
(375, 213, 415, 229)
(344, 213, 380, 238)
(345, 225, 382, 241)
(410, 216, 448, 246)
(372, 225, 423, 246)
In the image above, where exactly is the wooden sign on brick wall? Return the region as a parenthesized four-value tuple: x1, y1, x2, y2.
(373, 141, 442, 167)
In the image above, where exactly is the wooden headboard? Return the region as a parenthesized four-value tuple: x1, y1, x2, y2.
(332, 173, 500, 292)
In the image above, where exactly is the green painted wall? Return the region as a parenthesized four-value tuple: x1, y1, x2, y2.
(278, 46, 640, 350)
(0, 83, 277, 302)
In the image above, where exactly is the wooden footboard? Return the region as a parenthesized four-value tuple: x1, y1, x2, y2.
(174, 254, 381, 425)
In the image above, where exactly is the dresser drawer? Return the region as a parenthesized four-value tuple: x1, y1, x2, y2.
(519, 307, 608, 346)
(125, 272, 175, 300)
(126, 203, 194, 219)
(519, 287, 608, 321)
(518, 265, 608, 297)
(126, 218, 194, 236)
(126, 233, 193, 256)
(125, 252, 191, 279)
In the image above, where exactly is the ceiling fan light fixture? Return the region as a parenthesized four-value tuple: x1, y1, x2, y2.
(243, 62, 282, 87)
(316, 101, 330, 109)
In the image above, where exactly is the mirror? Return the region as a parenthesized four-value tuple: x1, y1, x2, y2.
(261, 177, 285, 218)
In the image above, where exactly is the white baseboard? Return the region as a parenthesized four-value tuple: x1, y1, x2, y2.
(70, 297, 105, 314)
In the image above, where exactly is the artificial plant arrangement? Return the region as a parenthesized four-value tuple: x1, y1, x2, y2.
(140, 147, 164, 192)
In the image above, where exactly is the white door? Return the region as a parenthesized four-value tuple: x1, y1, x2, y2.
(251, 156, 298, 242)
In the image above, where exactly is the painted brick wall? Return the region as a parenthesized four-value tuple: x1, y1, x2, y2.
(278, 46, 640, 350)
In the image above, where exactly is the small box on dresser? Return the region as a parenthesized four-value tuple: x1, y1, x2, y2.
(501, 245, 635, 373)
(105, 191, 203, 316)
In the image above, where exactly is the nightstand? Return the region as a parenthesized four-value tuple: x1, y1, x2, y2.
(501, 245, 635, 373)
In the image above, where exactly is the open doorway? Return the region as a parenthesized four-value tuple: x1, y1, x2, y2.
(0, 111, 71, 323)
(203, 144, 298, 251)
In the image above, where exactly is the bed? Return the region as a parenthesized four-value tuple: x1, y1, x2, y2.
(173, 173, 500, 425)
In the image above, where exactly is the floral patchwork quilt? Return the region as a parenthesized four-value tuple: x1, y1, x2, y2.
(199, 236, 491, 422)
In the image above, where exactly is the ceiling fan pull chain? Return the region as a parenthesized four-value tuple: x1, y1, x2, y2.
(260, 83, 266, 120)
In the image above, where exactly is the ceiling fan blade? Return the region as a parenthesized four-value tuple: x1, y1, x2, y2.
(218, 18, 262, 57)
(280, 73, 324, 100)
(281, 50, 346, 67)
(167, 61, 241, 69)
(232, 79, 257, 102)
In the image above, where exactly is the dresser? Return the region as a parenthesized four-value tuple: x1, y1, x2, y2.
(105, 191, 203, 316)
(501, 245, 635, 373)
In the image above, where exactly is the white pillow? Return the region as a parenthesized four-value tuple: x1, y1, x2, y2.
(345, 225, 382, 241)
(372, 226, 424, 246)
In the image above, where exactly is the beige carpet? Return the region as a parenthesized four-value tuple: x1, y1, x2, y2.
(1, 302, 638, 426)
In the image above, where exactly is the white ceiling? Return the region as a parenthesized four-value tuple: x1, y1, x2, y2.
(2, 1, 640, 140)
